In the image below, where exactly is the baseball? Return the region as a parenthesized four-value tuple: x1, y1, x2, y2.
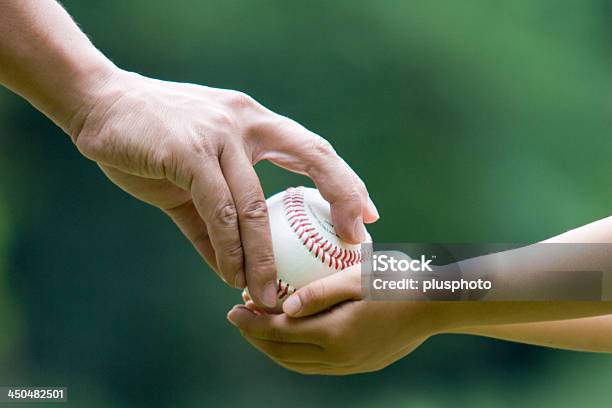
(247, 186, 371, 312)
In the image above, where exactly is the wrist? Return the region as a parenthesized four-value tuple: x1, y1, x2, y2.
(57, 58, 120, 136)
(0, 16, 119, 133)
(64, 66, 139, 147)
(427, 302, 458, 335)
(398, 301, 456, 337)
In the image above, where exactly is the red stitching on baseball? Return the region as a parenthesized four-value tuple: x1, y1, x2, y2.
(282, 187, 362, 271)
(276, 278, 295, 300)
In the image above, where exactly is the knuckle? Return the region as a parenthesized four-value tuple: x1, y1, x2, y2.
(336, 188, 363, 215)
(345, 187, 363, 203)
(75, 130, 111, 161)
(212, 201, 239, 227)
(226, 91, 257, 110)
(345, 188, 364, 208)
(210, 110, 235, 130)
(309, 135, 336, 158)
(191, 133, 219, 159)
(239, 199, 269, 222)
(183, 120, 222, 158)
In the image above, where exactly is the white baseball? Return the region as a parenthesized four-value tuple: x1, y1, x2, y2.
(248, 186, 371, 310)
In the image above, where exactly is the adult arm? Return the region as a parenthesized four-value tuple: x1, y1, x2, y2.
(0, 0, 379, 307)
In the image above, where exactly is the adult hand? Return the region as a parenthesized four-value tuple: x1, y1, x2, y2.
(67, 69, 379, 308)
(227, 265, 448, 375)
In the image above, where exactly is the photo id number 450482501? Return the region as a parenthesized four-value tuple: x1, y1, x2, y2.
(0, 387, 67, 403)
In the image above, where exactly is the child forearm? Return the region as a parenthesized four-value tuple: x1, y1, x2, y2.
(450, 314, 612, 353)
(440, 216, 612, 329)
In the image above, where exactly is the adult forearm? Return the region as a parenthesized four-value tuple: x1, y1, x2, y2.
(0, 0, 116, 131)
(0, 1, 378, 310)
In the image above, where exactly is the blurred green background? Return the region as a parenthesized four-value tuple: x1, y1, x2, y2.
(1, 0, 612, 406)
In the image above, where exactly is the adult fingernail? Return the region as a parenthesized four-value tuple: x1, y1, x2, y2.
(367, 196, 380, 220)
(282, 294, 302, 316)
(262, 281, 279, 308)
(353, 216, 366, 242)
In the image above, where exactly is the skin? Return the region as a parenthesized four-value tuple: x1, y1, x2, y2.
(236, 273, 438, 375)
(0, 0, 379, 308)
(228, 217, 612, 375)
(450, 316, 612, 353)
